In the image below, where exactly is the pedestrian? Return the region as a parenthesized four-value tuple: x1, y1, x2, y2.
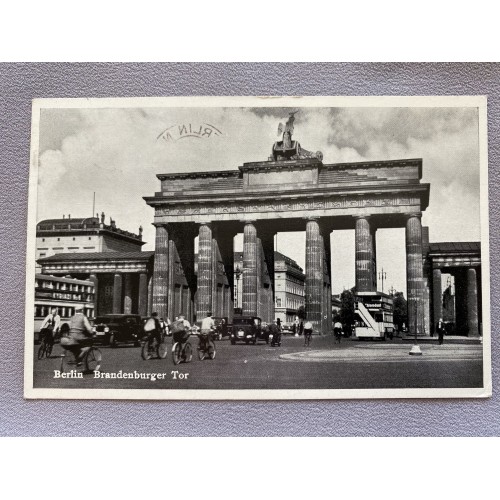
(333, 319, 343, 343)
(299, 320, 304, 336)
(437, 318, 445, 345)
(303, 320, 313, 346)
(40, 307, 61, 349)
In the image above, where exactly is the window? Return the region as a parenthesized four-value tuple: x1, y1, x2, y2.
(276, 298, 282, 308)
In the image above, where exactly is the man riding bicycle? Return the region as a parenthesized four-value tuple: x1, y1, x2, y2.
(145, 312, 163, 347)
(199, 312, 215, 351)
(60, 306, 93, 365)
(170, 314, 191, 344)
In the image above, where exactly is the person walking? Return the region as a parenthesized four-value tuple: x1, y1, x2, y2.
(303, 320, 313, 346)
(333, 319, 343, 344)
(437, 318, 445, 345)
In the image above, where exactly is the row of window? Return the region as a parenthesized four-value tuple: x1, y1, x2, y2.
(34, 305, 95, 319)
(40, 237, 93, 242)
(36, 290, 94, 302)
(276, 297, 305, 309)
(35, 280, 94, 294)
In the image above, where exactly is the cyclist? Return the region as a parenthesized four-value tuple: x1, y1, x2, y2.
(199, 312, 215, 352)
(40, 307, 61, 351)
(61, 306, 93, 365)
(170, 314, 191, 345)
(146, 312, 163, 348)
(269, 320, 281, 347)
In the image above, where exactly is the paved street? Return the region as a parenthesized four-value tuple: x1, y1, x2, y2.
(33, 334, 484, 390)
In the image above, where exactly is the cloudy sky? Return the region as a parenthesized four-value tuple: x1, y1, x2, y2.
(36, 104, 481, 295)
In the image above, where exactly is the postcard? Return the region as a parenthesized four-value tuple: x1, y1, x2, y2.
(24, 96, 491, 399)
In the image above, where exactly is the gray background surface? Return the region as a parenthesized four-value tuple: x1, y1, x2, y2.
(0, 63, 498, 436)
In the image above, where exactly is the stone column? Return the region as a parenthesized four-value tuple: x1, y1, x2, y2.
(123, 273, 133, 314)
(467, 267, 479, 336)
(322, 226, 332, 334)
(89, 273, 99, 317)
(455, 270, 467, 335)
(112, 273, 123, 314)
(197, 222, 213, 319)
(138, 272, 148, 317)
(406, 214, 425, 335)
(432, 268, 442, 335)
(355, 216, 375, 292)
(242, 221, 258, 317)
(151, 224, 169, 318)
(147, 275, 153, 316)
(305, 218, 323, 332)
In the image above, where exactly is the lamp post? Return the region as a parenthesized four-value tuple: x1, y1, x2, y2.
(234, 264, 242, 309)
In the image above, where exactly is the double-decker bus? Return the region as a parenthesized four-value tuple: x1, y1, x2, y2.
(354, 291, 394, 340)
(33, 274, 95, 342)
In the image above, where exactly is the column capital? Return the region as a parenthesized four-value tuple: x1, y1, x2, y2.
(353, 214, 372, 221)
(240, 219, 257, 225)
(198, 220, 212, 227)
(152, 222, 166, 228)
(405, 212, 422, 221)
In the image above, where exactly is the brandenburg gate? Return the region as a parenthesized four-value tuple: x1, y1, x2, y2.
(144, 127, 430, 334)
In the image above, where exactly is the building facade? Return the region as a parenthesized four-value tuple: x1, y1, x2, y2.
(35, 213, 144, 271)
(37, 215, 153, 318)
(234, 251, 305, 324)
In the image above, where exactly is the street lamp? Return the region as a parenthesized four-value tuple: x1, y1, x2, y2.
(234, 264, 242, 309)
(378, 268, 387, 293)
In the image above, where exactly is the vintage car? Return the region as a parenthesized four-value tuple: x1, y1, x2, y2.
(230, 316, 266, 345)
(280, 323, 293, 335)
(92, 314, 143, 347)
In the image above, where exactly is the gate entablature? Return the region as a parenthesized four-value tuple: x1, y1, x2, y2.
(145, 158, 429, 225)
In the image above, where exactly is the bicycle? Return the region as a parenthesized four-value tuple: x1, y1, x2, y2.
(141, 333, 168, 360)
(37, 335, 54, 360)
(171, 328, 193, 365)
(198, 331, 216, 361)
(60, 338, 102, 374)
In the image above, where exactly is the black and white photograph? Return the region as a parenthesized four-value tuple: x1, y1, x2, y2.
(24, 95, 491, 399)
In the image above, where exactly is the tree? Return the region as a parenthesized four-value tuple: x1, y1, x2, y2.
(393, 291, 407, 332)
(340, 289, 355, 336)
